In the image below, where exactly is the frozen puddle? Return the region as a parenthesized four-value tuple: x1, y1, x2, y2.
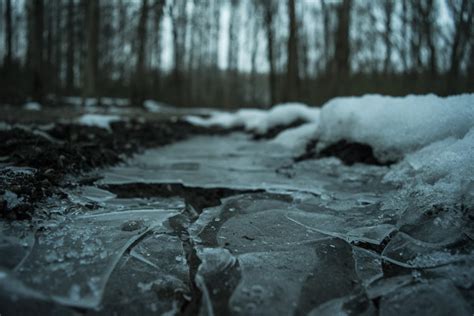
(99, 133, 390, 196)
(1, 133, 473, 315)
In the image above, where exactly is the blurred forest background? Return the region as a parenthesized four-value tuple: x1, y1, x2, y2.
(0, 0, 473, 108)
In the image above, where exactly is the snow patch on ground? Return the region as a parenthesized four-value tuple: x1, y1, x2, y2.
(23, 102, 41, 111)
(270, 122, 319, 152)
(63, 97, 129, 108)
(185, 103, 320, 134)
(383, 126, 474, 210)
(77, 114, 121, 129)
(143, 100, 173, 113)
(318, 94, 474, 161)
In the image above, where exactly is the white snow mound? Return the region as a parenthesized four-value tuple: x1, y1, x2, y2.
(23, 102, 42, 111)
(318, 94, 474, 160)
(143, 100, 174, 113)
(185, 103, 320, 134)
(384, 126, 474, 191)
(77, 114, 121, 129)
(271, 122, 319, 152)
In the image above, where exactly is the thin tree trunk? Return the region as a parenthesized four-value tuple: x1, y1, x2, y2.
(4, 0, 13, 66)
(83, 0, 100, 102)
(285, 0, 299, 101)
(263, 2, 276, 107)
(30, 0, 44, 103)
(321, 0, 330, 74)
(131, 0, 149, 107)
(334, 0, 351, 78)
(227, 0, 239, 107)
(383, 0, 393, 74)
(66, 0, 75, 93)
(54, 0, 62, 94)
(152, 0, 164, 99)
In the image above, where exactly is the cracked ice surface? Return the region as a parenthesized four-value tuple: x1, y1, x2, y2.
(188, 193, 388, 314)
(94, 132, 474, 314)
(0, 196, 184, 312)
(189, 191, 473, 315)
(100, 133, 390, 196)
(2, 130, 473, 314)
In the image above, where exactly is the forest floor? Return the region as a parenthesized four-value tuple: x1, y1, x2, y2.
(0, 101, 472, 315)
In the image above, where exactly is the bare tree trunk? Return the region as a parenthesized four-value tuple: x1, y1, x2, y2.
(448, 0, 473, 77)
(400, 0, 409, 72)
(249, 2, 260, 105)
(83, 0, 100, 102)
(29, 0, 44, 103)
(285, 0, 299, 101)
(152, 0, 165, 99)
(169, 1, 187, 106)
(383, 0, 393, 74)
(45, 2, 54, 93)
(54, 0, 62, 94)
(227, 0, 239, 107)
(4, 0, 13, 67)
(66, 0, 75, 93)
(333, 0, 351, 78)
(421, 0, 437, 75)
(261, 0, 277, 107)
(131, 0, 149, 107)
(321, 0, 330, 74)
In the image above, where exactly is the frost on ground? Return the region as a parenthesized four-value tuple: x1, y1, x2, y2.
(1, 94, 473, 315)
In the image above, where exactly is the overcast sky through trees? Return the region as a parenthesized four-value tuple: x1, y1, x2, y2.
(0, 0, 473, 107)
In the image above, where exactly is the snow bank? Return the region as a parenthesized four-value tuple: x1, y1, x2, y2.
(77, 114, 121, 129)
(270, 122, 319, 152)
(383, 126, 474, 209)
(318, 94, 474, 161)
(23, 102, 41, 111)
(185, 103, 320, 134)
(143, 100, 174, 113)
(185, 94, 473, 170)
(63, 97, 129, 108)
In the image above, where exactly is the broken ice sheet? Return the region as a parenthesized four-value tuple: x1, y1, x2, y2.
(0, 269, 77, 315)
(87, 233, 191, 314)
(225, 239, 363, 316)
(66, 185, 117, 205)
(13, 207, 180, 308)
(378, 279, 471, 316)
(285, 205, 396, 245)
(352, 247, 383, 287)
(192, 191, 396, 252)
(381, 232, 474, 268)
(307, 292, 376, 316)
(191, 195, 368, 315)
(0, 221, 35, 269)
